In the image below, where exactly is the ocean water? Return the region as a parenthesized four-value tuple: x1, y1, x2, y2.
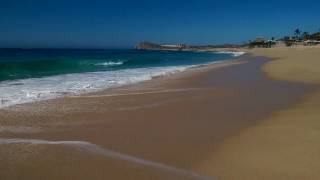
(0, 49, 242, 108)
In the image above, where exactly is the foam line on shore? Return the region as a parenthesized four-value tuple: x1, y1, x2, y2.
(69, 88, 204, 98)
(0, 66, 190, 109)
(0, 138, 212, 180)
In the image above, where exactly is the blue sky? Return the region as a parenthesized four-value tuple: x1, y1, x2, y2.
(1, 0, 320, 48)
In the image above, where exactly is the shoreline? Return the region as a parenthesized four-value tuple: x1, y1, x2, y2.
(0, 55, 247, 128)
(0, 53, 245, 110)
(0, 51, 245, 109)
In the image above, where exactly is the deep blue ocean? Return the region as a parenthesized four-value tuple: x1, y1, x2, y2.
(0, 49, 241, 108)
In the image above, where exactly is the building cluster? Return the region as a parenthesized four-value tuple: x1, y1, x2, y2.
(250, 30, 320, 48)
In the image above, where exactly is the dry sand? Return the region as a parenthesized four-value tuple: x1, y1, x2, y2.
(195, 47, 320, 180)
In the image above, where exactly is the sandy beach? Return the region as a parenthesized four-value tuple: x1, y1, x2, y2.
(0, 48, 320, 179)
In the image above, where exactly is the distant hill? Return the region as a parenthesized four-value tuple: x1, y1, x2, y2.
(136, 42, 161, 50)
(136, 42, 245, 51)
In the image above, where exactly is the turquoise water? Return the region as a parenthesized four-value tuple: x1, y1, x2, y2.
(0, 49, 240, 108)
(0, 49, 234, 81)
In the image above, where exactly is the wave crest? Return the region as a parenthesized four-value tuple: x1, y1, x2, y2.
(215, 51, 246, 57)
(95, 61, 125, 66)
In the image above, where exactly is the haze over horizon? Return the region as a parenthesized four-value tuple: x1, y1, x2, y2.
(1, 0, 320, 48)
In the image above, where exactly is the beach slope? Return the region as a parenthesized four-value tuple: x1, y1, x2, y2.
(195, 47, 320, 180)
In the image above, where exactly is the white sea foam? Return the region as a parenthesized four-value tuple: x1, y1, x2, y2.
(95, 61, 124, 66)
(215, 51, 246, 57)
(0, 66, 190, 108)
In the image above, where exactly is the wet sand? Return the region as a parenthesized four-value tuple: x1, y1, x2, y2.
(0, 55, 312, 179)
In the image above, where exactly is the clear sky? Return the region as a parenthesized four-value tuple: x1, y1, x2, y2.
(1, 0, 320, 48)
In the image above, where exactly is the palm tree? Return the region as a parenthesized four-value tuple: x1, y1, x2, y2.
(294, 28, 301, 40)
